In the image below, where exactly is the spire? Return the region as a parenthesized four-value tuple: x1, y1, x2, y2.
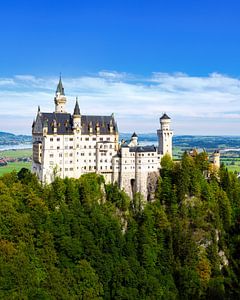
(160, 113, 171, 120)
(56, 75, 65, 95)
(73, 97, 80, 115)
(37, 105, 40, 113)
(131, 132, 138, 138)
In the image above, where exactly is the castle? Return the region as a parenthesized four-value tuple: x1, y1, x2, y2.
(32, 77, 173, 199)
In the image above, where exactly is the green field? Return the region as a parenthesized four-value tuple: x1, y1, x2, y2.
(0, 161, 31, 176)
(0, 148, 32, 158)
(0, 148, 32, 176)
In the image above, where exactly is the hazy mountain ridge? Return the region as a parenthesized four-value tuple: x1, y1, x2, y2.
(121, 133, 240, 149)
(0, 132, 32, 145)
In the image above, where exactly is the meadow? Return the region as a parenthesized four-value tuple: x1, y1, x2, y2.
(0, 149, 31, 176)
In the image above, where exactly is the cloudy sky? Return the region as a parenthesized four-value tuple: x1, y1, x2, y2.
(0, 1, 240, 135)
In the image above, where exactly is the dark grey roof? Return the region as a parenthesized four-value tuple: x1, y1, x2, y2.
(160, 113, 171, 120)
(39, 113, 118, 135)
(56, 76, 65, 95)
(131, 132, 138, 138)
(129, 145, 157, 153)
(81, 115, 118, 135)
(73, 99, 80, 115)
(41, 113, 73, 134)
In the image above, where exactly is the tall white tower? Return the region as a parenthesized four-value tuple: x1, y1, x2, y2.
(54, 76, 67, 113)
(157, 113, 173, 157)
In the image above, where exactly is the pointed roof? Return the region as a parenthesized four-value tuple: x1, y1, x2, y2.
(73, 98, 80, 115)
(160, 113, 171, 120)
(56, 75, 65, 95)
(131, 132, 138, 138)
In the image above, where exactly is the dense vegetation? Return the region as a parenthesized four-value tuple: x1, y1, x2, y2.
(0, 152, 240, 299)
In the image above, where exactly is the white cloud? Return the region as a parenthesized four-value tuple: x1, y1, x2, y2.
(0, 71, 240, 135)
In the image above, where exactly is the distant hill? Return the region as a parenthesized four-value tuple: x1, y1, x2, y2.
(121, 133, 240, 150)
(0, 132, 31, 146)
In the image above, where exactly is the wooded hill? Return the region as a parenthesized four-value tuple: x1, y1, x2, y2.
(0, 152, 240, 299)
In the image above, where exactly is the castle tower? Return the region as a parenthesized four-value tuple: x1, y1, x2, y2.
(213, 150, 220, 169)
(73, 97, 81, 131)
(54, 76, 67, 113)
(157, 113, 173, 157)
(128, 132, 138, 147)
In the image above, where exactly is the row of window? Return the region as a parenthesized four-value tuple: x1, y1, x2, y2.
(49, 136, 113, 142)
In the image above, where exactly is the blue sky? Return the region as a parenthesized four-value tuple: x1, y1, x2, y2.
(0, 0, 240, 134)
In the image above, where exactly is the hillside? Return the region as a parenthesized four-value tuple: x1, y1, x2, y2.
(0, 131, 31, 146)
(0, 155, 240, 299)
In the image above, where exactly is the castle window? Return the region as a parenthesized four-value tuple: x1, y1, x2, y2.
(152, 153, 154, 156)
(70, 168, 73, 171)
(65, 146, 68, 149)
(93, 137, 96, 141)
(57, 146, 60, 150)
(77, 144, 79, 148)
(50, 154, 54, 158)
(69, 146, 73, 149)
(70, 138, 73, 141)
(107, 137, 110, 141)
(138, 160, 141, 163)
(65, 168, 68, 171)
(85, 137, 89, 141)
(89, 145, 91, 149)
(138, 166, 141, 169)
(50, 138, 53, 141)
(50, 161, 54, 165)
(110, 145, 112, 148)
(59, 153, 62, 157)
(57, 138, 60, 141)
(69, 153, 73, 157)
(84, 145, 86, 149)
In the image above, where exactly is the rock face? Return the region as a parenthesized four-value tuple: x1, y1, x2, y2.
(147, 171, 160, 202)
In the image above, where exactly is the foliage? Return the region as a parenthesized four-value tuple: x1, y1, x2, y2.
(0, 155, 240, 299)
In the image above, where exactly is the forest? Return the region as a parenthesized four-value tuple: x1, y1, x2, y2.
(0, 152, 240, 299)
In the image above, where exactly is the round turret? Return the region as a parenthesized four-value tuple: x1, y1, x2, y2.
(128, 132, 138, 147)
